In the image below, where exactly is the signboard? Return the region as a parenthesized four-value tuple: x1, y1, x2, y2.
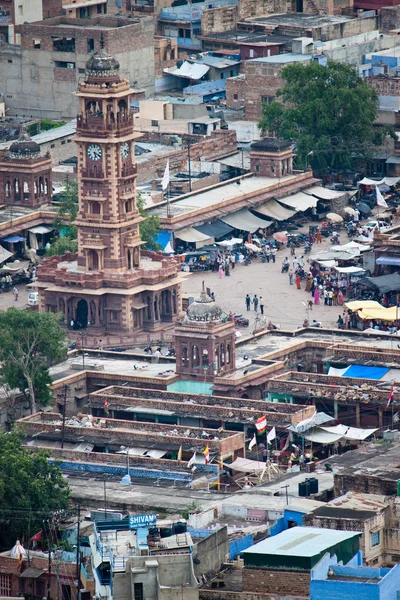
(129, 514, 157, 529)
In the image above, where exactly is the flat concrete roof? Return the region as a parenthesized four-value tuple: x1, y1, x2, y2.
(249, 13, 353, 26)
(243, 526, 360, 558)
(248, 54, 312, 64)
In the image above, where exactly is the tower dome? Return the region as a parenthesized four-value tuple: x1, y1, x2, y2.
(186, 284, 222, 323)
(85, 36, 121, 85)
(9, 131, 40, 159)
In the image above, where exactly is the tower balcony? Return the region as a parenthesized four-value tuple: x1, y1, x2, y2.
(76, 113, 134, 137)
(81, 167, 105, 179)
(120, 164, 137, 178)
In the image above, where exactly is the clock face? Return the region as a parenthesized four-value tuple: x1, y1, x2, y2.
(121, 142, 130, 159)
(87, 144, 102, 161)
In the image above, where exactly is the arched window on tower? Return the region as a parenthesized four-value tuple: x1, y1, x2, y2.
(91, 201, 101, 215)
(5, 181, 11, 198)
(192, 345, 199, 368)
(182, 347, 189, 368)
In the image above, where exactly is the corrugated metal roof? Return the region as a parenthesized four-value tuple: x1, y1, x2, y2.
(243, 527, 360, 558)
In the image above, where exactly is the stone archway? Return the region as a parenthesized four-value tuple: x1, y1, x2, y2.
(76, 299, 88, 328)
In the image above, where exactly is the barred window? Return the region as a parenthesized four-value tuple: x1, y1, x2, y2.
(0, 574, 11, 596)
(371, 531, 380, 547)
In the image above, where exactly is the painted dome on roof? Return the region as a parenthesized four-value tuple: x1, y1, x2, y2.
(9, 132, 40, 158)
(85, 48, 120, 77)
(186, 286, 222, 323)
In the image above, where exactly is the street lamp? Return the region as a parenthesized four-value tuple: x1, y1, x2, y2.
(120, 445, 131, 485)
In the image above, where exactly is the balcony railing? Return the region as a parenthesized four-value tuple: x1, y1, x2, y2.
(81, 167, 105, 179)
(77, 113, 134, 134)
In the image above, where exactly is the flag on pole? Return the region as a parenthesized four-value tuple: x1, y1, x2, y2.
(248, 434, 256, 450)
(161, 159, 170, 191)
(203, 445, 210, 464)
(177, 445, 182, 462)
(266, 427, 276, 445)
(30, 530, 43, 542)
(187, 452, 196, 468)
(387, 385, 395, 408)
(103, 400, 109, 415)
(255, 415, 267, 434)
(282, 435, 290, 452)
(376, 186, 388, 209)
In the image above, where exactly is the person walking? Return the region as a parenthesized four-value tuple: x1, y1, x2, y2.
(252, 294, 259, 312)
(289, 268, 294, 285)
(265, 246, 271, 263)
(13, 286, 19, 301)
(314, 286, 320, 305)
(271, 246, 277, 263)
(299, 255, 304, 268)
(328, 289, 333, 306)
(218, 263, 224, 278)
(296, 273, 301, 290)
(245, 294, 251, 311)
(337, 314, 344, 329)
(230, 254, 235, 270)
(259, 296, 265, 315)
(293, 256, 298, 271)
(324, 288, 329, 305)
(316, 229, 322, 244)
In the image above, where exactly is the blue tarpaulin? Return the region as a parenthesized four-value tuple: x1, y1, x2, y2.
(343, 365, 390, 380)
(155, 231, 171, 251)
(2, 235, 26, 243)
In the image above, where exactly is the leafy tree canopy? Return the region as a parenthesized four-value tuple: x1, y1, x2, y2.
(137, 192, 161, 250)
(0, 431, 70, 550)
(0, 309, 68, 414)
(45, 236, 78, 257)
(53, 180, 78, 240)
(259, 61, 394, 174)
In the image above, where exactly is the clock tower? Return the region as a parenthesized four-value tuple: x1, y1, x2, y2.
(37, 43, 185, 345)
(75, 42, 142, 273)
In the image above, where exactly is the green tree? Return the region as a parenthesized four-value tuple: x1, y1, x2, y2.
(46, 236, 78, 257)
(137, 192, 161, 250)
(259, 61, 392, 174)
(53, 180, 78, 240)
(0, 309, 68, 414)
(0, 431, 70, 550)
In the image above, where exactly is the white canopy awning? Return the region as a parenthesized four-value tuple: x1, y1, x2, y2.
(320, 425, 378, 441)
(175, 227, 214, 246)
(278, 191, 318, 211)
(164, 61, 210, 80)
(253, 200, 296, 221)
(225, 457, 265, 474)
(303, 425, 378, 444)
(221, 209, 271, 233)
(28, 226, 53, 235)
(358, 177, 400, 187)
(0, 245, 13, 265)
(304, 186, 346, 200)
(216, 238, 243, 247)
(333, 266, 365, 274)
(331, 241, 371, 253)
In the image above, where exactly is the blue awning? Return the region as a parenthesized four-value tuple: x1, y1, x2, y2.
(376, 256, 400, 266)
(2, 235, 26, 243)
(195, 220, 234, 240)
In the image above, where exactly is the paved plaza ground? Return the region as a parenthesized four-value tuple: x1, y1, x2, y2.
(182, 233, 342, 331)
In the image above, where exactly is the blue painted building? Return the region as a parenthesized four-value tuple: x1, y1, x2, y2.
(311, 562, 400, 600)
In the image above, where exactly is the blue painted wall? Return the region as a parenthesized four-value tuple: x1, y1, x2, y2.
(229, 534, 254, 559)
(310, 560, 400, 600)
(269, 508, 305, 537)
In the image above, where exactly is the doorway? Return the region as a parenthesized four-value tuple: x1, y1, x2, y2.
(76, 299, 88, 328)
